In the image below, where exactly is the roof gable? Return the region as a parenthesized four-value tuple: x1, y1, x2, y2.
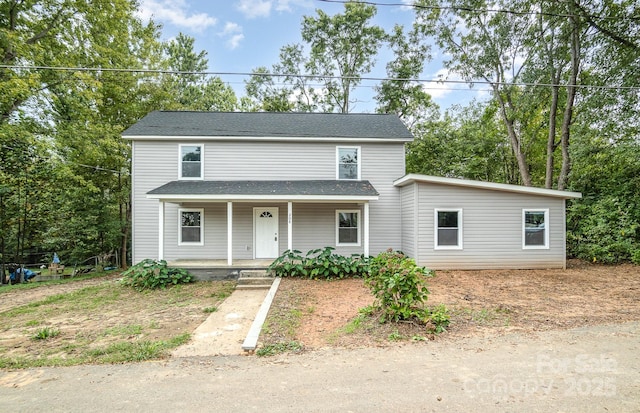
(122, 111, 413, 142)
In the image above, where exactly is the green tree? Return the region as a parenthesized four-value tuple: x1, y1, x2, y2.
(302, 1, 387, 113)
(407, 101, 518, 183)
(376, 24, 439, 127)
(1, 0, 168, 272)
(245, 1, 388, 113)
(164, 33, 237, 111)
(414, 0, 585, 188)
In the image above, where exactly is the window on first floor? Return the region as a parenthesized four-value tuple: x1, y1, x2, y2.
(523, 209, 549, 249)
(179, 144, 203, 179)
(435, 208, 462, 249)
(336, 146, 360, 180)
(179, 208, 204, 245)
(336, 210, 360, 246)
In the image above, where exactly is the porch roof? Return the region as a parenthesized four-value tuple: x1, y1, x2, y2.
(147, 180, 379, 202)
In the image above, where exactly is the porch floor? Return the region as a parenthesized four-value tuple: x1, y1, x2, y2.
(167, 259, 274, 268)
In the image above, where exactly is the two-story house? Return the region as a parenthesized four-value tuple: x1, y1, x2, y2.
(123, 111, 581, 273)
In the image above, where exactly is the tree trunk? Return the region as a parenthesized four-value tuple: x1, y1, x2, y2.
(557, 13, 581, 191)
(546, 84, 560, 189)
(494, 87, 532, 186)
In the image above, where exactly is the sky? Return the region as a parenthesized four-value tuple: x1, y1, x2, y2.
(136, 0, 485, 112)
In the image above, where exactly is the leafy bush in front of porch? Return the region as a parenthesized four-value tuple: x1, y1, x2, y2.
(268, 247, 369, 279)
(120, 259, 193, 291)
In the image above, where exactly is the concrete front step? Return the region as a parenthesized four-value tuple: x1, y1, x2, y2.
(236, 269, 274, 289)
(236, 284, 273, 290)
(237, 277, 274, 286)
(239, 270, 272, 278)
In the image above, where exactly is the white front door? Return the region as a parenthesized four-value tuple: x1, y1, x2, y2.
(254, 207, 279, 258)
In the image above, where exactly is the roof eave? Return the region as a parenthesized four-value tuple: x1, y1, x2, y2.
(122, 135, 413, 143)
(146, 194, 379, 202)
(394, 174, 582, 199)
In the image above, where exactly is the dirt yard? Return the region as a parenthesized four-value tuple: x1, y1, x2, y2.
(1, 260, 639, 363)
(0, 276, 235, 365)
(264, 260, 640, 349)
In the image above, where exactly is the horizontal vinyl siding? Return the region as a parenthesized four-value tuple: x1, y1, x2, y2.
(163, 203, 226, 260)
(415, 183, 567, 269)
(132, 139, 407, 262)
(159, 202, 366, 260)
(362, 143, 405, 254)
(206, 142, 334, 180)
(399, 184, 416, 258)
(131, 141, 179, 263)
(293, 203, 364, 256)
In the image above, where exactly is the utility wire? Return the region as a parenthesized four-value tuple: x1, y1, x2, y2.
(2, 64, 639, 91)
(316, 0, 640, 21)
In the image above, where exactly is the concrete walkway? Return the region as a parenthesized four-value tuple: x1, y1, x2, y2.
(172, 287, 269, 357)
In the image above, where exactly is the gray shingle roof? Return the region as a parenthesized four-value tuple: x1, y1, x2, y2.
(147, 180, 379, 197)
(123, 111, 413, 141)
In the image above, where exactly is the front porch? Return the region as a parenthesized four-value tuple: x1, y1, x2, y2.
(167, 259, 274, 281)
(148, 180, 380, 268)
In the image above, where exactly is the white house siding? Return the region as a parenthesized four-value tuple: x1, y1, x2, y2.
(131, 140, 405, 263)
(414, 182, 568, 269)
(131, 141, 176, 263)
(399, 184, 416, 258)
(163, 202, 227, 260)
(361, 143, 405, 254)
(159, 202, 365, 260)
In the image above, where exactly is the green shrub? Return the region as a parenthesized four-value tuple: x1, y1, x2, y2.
(120, 259, 193, 291)
(427, 304, 451, 333)
(365, 249, 434, 323)
(268, 247, 369, 279)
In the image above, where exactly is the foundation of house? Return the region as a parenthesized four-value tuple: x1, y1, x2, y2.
(167, 259, 273, 281)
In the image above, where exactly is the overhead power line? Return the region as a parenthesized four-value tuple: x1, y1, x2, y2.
(316, 0, 640, 21)
(1, 64, 639, 91)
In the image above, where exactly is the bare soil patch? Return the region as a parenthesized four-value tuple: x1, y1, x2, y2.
(0, 276, 235, 366)
(262, 261, 640, 349)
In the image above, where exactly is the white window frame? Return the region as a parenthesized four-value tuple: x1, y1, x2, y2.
(336, 146, 361, 180)
(434, 208, 463, 250)
(522, 209, 549, 249)
(178, 144, 204, 180)
(336, 209, 361, 246)
(179, 208, 204, 246)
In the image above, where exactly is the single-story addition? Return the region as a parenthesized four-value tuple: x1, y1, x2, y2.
(122, 111, 581, 273)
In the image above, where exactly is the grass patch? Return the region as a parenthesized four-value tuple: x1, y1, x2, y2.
(454, 307, 512, 326)
(203, 306, 218, 313)
(0, 334, 191, 369)
(0, 279, 234, 368)
(102, 324, 144, 337)
(256, 341, 304, 357)
(32, 326, 60, 340)
(87, 333, 191, 363)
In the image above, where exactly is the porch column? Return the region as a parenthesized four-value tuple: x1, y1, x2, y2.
(287, 201, 293, 251)
(158, 201, 164, 260)
(227, 201, 233, 266)
(363, 202, 370, 257)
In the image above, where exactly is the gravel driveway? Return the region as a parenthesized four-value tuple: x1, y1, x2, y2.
(1, 321, 638, 412)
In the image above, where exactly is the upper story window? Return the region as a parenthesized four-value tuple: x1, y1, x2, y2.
(337, 146, 360, 180)
(523, 209, 549, 249)
(434, 209, 463, 249)
(179, 144, 203, 179)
